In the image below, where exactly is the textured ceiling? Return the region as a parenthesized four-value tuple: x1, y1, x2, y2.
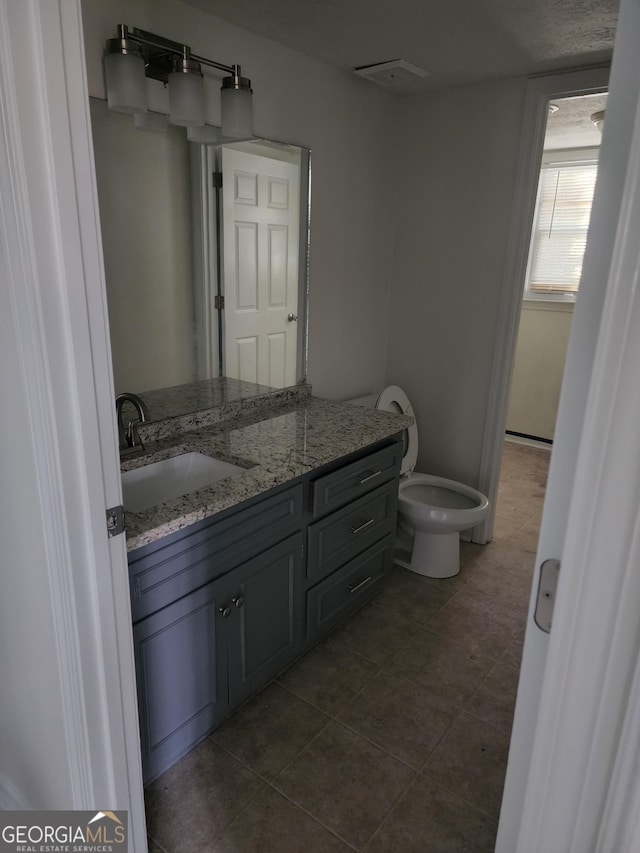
(179, 0, 619, 93)
(545, 92, 608, 149)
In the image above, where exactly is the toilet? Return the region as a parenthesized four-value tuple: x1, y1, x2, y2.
(350, 386, 490, 579)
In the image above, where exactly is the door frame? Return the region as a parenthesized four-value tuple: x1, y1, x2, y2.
(475, 65, 609, 544)
(497, 0, 640, 846)
(505, 50, 640, 850)
(0, 0, 146, 847)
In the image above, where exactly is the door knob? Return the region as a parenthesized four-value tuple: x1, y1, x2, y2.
(232, 594, 245, 609)
(218, 604, 232, 618)
(287, 313, 298, 322)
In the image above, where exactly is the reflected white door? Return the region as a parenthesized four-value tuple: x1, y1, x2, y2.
(221, 147, 300, 388)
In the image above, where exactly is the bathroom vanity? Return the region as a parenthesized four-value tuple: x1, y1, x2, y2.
(122, 383, 411, 784)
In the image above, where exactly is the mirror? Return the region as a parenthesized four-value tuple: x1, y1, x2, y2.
(89, 98, 310, 409)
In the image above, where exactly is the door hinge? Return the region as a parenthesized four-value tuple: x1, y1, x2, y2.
(215, 294, 225, 310)
(106, 505, 125, 538)
(212, 171, 222, 189)
(534, 558, 560, 633)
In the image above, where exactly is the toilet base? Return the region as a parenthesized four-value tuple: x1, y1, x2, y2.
(397, 529, 461, 579)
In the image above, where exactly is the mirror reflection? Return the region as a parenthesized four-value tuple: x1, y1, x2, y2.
(89, 97, 309, 405)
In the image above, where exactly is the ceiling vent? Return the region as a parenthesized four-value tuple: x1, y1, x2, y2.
(353, 59, 430, 88)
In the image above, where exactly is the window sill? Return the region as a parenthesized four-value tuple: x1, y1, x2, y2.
(522, 298, 575, 313)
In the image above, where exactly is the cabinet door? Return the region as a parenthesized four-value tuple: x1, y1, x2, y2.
(226, 533, 304, 707)
(133, 578, 228, 785)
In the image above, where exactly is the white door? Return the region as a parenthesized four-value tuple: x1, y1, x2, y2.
(221, 147, 300, 388)
(497, 0, 640, 848)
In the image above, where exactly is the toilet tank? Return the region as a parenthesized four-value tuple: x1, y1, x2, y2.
(345, 393, 379, 408)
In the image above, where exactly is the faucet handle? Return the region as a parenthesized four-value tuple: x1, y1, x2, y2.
(126, 420, 144, 448)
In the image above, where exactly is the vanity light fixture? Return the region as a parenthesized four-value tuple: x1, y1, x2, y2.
(186, 124, 222, 144)
(133, 111, 170, 133)
(104, 25, 253, 137)
(591, 110, 605, 131)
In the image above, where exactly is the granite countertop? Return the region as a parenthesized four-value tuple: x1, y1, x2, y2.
(123, 395, 413, 553)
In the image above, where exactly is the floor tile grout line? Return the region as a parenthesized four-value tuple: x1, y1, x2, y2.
(413, 706, 466, 776)
(276, 666, 477, 778)
(146, 833, 170, 853)
(277, 663, 383, 721)
(267, 785, 360, 851)
(357, 769, 429, 851)
(207, 683, 335, 785)
(352, 764, 420, 852)
(419, 765, 504, 822)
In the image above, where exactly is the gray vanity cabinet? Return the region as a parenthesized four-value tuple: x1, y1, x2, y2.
(129, 485, 305, 784)
(133, 531, 304, 784)
(128, 434, 403, 785)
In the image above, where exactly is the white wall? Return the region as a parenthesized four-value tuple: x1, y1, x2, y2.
(90, 99, 195, 394)
(81, 0, 400, 400)
(507, 303, 573, 440)
(386, 78, 527, 484)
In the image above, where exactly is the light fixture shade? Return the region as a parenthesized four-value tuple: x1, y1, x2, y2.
(168, 70, 205, 127)
(186, 124, 221, 144)
(104, 52, 148, 114)
(221, 85, 253, 138)
(591, 110, 605, 131)
(133, 111, 169, 133)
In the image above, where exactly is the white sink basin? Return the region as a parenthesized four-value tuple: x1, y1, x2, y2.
(122, 451, 247, 513)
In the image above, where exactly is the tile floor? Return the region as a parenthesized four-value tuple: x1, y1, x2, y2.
(145, 441, 551, 853)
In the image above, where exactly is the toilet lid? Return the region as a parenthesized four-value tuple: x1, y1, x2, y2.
(375, 385, 419, 475)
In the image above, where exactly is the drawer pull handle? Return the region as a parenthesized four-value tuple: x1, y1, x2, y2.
(348, 576, 372, 594)
(218, 604, 232, 618)
(350, 518, 375, 534)
(357, 470, 382, 484)
(232, 594, 245, 609)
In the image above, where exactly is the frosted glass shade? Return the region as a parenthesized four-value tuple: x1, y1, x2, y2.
(133, 111, 169, 133)
(186, 125, 221, 144)
(221, 87, 253, 138)
(168, 71, 204, 127)
(104, 52, 147, 114)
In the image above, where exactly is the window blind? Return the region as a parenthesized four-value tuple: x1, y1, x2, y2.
(527, 162, 598, 294)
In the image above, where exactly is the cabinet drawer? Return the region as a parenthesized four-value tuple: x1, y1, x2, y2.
(306, 534, 394, 642)
(311, 442, 402, 518)
(307, 480, 398, 584)
(129, 483, 304, 622)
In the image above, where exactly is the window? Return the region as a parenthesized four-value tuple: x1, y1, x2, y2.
(524, 158, 599, 300)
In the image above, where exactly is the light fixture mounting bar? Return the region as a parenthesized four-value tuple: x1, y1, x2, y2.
(119, 25, 236, 79)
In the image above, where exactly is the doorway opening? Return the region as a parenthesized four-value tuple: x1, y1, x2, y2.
(505, 92, 606, 449)
(476, 67, 609, 547)
(495, 91, 606, 539)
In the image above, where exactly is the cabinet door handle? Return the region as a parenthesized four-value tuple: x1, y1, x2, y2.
(232, 594, 245, 609)
(357, 470, 382, 484)
(348, 576, 372, 594)
(218, 604, 232, 618)
(349, 518, 375, 534)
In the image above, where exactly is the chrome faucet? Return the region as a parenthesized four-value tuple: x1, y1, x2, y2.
(115, 392, 150, 451)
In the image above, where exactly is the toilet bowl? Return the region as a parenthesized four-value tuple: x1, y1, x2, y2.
(351, 385, 490, 579)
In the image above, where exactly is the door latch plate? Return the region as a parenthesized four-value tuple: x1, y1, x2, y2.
(534, 558, 560, 633)
(106, 505, 125, 538)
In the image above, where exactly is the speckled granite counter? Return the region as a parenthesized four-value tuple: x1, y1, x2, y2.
(131, 378, 311, 443)
(123, 395, 412, 553)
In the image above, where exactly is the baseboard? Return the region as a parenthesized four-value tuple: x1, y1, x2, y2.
(505, 431, 553, 451)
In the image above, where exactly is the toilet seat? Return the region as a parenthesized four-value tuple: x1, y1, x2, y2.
(375, 385, 418, 476)
(399, 473, 489, 533)
(374, 384, 490, 578)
